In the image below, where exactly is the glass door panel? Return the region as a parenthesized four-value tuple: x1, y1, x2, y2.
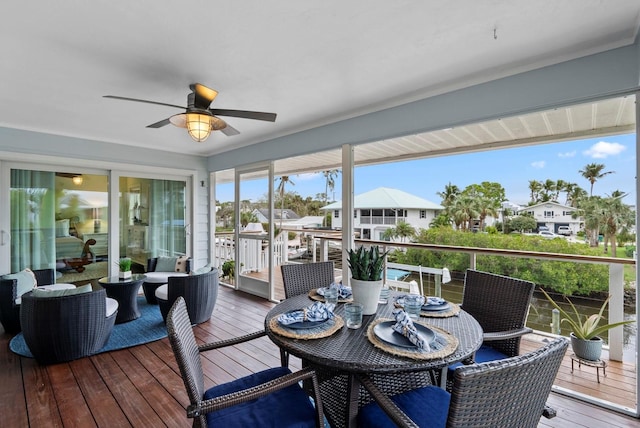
(119, 177, 186, 270)
(236, 167, 272, 299)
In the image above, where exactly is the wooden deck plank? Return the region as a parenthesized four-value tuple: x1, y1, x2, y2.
(1, 285, 637, 427)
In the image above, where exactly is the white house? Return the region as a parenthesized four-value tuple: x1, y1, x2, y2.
(517, 201, 580, 234)
(321, 187, 443, 241)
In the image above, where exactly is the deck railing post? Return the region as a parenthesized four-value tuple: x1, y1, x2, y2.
(608, 263, 624, 361)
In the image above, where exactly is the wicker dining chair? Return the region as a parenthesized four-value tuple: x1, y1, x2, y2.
(357, 337, 568, 428)
(280, 261, 335, 299)
(0, 268, 56, 334)
(156, 268, 218, 324)
(166, 297, 325, 428)
(457, 269, 535, 363)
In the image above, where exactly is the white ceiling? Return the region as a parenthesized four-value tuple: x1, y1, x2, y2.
(1, 1, 639, 157)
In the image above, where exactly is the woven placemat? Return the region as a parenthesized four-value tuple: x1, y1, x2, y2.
(269, 315, 344, 340)
(308, 289, 353, 303)
(366, 318, 459, 360)
(393, 299, 461, 318)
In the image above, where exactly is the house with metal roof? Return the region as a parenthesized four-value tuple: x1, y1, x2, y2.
(322, 187, 443, 240)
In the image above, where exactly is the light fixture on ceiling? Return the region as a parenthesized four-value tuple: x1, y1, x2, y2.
(72, 175, 83, 186)
(169, 112, 227, 143)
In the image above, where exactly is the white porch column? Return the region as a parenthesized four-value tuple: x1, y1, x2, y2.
(342, 144, 354, 286)
(608, 263, 624, 361)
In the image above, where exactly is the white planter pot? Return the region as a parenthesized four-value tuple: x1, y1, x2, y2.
(350, 278, 383, 315)
(119, 270, 132, 280)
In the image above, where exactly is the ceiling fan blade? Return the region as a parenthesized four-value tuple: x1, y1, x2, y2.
(209, 109, 277, 122)
(220, 123, 240, 136)
(190, 83, 218, 109)
(147, 118, 172, 128)
(103, 95, 185, 110)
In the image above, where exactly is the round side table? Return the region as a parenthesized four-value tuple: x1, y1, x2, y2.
(98, 274, 146, 323)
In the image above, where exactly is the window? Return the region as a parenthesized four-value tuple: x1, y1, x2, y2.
(334, 210, 340, 218)
(420, 210, 426, 219)
(354, 210, 357, 218)
(544, 211, 554, 218)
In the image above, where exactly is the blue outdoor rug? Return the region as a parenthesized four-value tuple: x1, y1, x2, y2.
(10, 296, 167, 358)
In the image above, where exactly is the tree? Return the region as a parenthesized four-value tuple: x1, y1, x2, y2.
(579, 163, 614, 196)
(381, 220, 416, 242)
(600, 191, 634, 256)
(437, 182, 460, 208)
(528, 180, 542, 203)
(276, 175, 295, 229)
(322, 169, 340, 225)
(509, 215, 537, 232)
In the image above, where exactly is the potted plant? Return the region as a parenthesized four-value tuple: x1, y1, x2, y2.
(117, 257, 132, 280)
(541, 288, 634, 361)
(346, 245, 387, 315)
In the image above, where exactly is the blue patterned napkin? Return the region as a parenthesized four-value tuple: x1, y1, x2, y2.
(391, 309, 428, 351)
(425, 296, 445, 306)
(278, 301, 335, 325)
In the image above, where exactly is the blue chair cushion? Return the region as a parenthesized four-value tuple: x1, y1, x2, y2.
(204, 366, 317, 427)
(448, 344, 509, 375)
(358, 385, 451, 428)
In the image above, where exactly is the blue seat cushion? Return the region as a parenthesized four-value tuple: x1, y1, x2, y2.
(204, 366, 317, 427)
(358, 385, 450, 428)
(448, 345, 509, 375)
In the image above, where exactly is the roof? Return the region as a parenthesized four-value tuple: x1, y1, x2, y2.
(322, 187, 443, 210)
(518, 201, 576, 211)
(257, 208, 300, 220)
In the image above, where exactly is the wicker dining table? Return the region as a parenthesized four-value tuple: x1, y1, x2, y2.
(265, 292, 483, 428)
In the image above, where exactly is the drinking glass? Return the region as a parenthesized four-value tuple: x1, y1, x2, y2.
(404, 294, 423, 319)
(323, 286, 339, 306)
(344, 302, 363, 329)
(378, 285, 390, 304)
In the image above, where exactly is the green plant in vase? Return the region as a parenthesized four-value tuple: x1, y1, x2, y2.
(540, 288, 634, 361)
(117, 257, 132, 279)
(346, 245, 388, 315)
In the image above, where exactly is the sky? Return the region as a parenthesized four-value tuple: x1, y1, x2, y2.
(216, 133, 636, 208)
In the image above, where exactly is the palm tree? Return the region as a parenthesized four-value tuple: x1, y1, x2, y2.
(437, 182, 460, 208)
(566, 185, 587, 208)
(528, 180, 542, 203)
(393, 220, 416, 242)
(276, 175, 295, 229)
(600, 191, 634, 256)
(450, 195, 478, 231)
(322, 169, 340, 226)
(579, 163, 614, 196)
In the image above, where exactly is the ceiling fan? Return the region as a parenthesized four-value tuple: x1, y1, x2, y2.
(104, 83, 277, 142)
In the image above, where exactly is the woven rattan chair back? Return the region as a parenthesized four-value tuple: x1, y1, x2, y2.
(0, 268, 55, 334)
(166, 297, 208, 427)
(281, 261, 335, 299)
(461, 269, 535, 357)
(448, 337, 568, 427)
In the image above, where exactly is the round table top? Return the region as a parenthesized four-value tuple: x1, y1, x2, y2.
(265, 293, 483, 374)
(98, 274, 147, 285)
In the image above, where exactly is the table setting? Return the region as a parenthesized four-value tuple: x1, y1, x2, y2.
(394, 294, 461, 318)
(308, 282, 353, 303)
(268, 300, 344, 339)
(366, 308, 459, 360)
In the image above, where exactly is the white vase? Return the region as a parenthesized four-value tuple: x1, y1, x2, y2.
(350, 278, 383, 315)
(119, 270, 132, 280)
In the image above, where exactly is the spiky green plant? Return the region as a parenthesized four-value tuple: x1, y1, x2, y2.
(117, 257, 132, 272)
(540, 288, 634, 340)
(346, 245, 388, 281)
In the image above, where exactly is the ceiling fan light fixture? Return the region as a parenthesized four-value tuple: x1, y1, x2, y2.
(72, 175, 83, 186)
(186, 113, 212, 142)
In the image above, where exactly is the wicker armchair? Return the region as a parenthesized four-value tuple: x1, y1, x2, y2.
(142, 256, 192, 304)
(358, 337, 568, 428)
(281, 261, 335, 299)
(166, 297, 325, 428)
(20, 289, 117, 364)
(0, 268, 55, 334)
(459, 269, 535, 362)
(156, 268, 218, 324)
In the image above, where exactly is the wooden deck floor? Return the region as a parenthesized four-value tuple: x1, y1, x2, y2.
(2, 285, 638, 427)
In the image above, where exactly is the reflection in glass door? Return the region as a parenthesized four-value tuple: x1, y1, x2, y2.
(119, 177, 187, 271)
(236, 167, 274, 300)
(8, 169, 109, 286)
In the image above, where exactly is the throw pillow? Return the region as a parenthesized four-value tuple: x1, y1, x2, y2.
(175, 255, 189, 273)
(156, 256, 178, 272)
(191, 264, 212, 275)
(1, 268, 37, 298)
(31, 284, 92, 298)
